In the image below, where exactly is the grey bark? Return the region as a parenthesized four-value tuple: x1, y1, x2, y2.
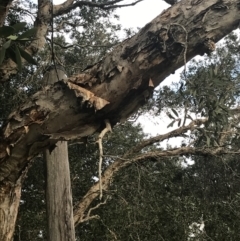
(44, 141, 75, 241)
(43, 67, 75, 241)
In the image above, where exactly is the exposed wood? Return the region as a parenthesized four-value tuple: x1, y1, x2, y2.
(0, 183, 22, 240)
(44, 141, 75, 241)
(0, 0, 239, 238)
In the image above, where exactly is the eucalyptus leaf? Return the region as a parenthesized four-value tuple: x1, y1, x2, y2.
(6, 47, 17, 63)
(12, 22, 27, 32)
(0, 48, 6, 65)
(171, 108, 179, 117)
(18, 47, 37, 65)
(0, 26, 15, 37)
(167, 112, 175, 120)
(178, 119, 181, 127)
(2, 40, 11, 49)
(167, 120, 175, 128)
(206, 136, 210, 146)
(17, 38, 37, 42)
(7, 35, 18, 40)
(15, 46, 22, 71)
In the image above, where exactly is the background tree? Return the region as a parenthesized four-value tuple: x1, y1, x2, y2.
(1, 0, 240, 240)
(13, 32, 240, 240)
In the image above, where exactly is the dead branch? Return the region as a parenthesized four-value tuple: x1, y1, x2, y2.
(97, 119, 112, 200)
(53, 0, 143, 17)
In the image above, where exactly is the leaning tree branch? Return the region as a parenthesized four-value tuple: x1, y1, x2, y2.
(53, 0, 143, 17)
(73, 118, 206, 224)
(73, 139, 238, 225)
(125, 118, 208, 157)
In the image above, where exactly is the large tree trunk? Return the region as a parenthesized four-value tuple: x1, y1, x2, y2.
(0, 183, 21, 241)
(44, 141, 75, 241)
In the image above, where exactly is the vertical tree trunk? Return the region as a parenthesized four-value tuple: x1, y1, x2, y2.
(44, 66, 75, 241)
(0, 183, 21, 241)
(45, 141, 75, 241)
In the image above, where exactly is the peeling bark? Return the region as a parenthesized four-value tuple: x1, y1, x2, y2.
(0, 183, 21, 240)
(1, 0, 240, 185)
(0, 0, 240, 237)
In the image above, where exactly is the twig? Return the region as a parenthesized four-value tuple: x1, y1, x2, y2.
(81, 198, 108, 222)
(97, 119, 112, 199)
(170, 23, 188, 75)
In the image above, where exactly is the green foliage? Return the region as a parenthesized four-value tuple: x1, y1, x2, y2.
(154, 32, 240, 147)
(2, 1, 240, 240)
(0, 22, 37, 69)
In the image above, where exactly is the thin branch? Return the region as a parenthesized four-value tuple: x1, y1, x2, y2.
(53, 0, 143, 17)
(125, 118, 207, 157)
(81, 198, 107, 223)
(46, 37, 115, 49)
(97, 119, 112, 200)
(74, 143, 240, 225)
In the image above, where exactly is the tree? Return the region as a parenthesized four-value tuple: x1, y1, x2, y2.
(43, 67, 75, 241)
(1, 0, 240, 239)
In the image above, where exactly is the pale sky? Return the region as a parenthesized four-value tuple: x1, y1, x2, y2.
(116, 0, 169, 29)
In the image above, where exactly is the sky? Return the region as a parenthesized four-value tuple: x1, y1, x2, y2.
(116, 0, 169, 29)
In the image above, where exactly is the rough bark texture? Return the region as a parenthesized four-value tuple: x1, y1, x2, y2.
(1, 0, 240, 186)
(0, 183, 21, 240)
(45, 141, 75, 241)
(0, 1, 239, 236)
(43, 67, 75, 241)
(0, 0, 51, 81)
(0, 0, 13, 27)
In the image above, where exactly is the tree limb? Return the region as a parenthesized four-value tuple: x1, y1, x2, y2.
(125, 118, 208, 156)
(53, 0, 143, 17)
(73, 132, 237, 225)
(0, 0, 13, 26)
(1, 0, 240, 192)
(0, 0, 52, 81)
(73, 118, 206, 225)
